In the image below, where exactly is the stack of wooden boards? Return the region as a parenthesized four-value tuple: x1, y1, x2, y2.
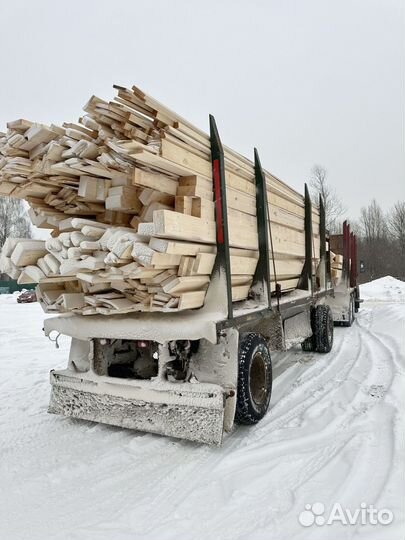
(330, 252, 343, 285)
(0, 83, 321, 315)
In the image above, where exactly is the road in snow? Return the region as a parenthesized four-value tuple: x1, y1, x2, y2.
(0, 277, 404, 540)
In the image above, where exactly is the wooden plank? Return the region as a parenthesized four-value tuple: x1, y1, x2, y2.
(179, 175, 212, 192)
(0, 182, 17, 195)
(17, 265, 46, 284)
(226, 187, 256, 216)
(162, 275, 210, 295)
(175, 196, 194, 215)
(105, 186, 142, 213)
(132, 150, 211, 179)
(165, 126, 210, 154)
(138, 188, 174, 207)
(142, 269, 177, 285)
(130, 216, 142, 230)
(131, 244, 179, 266)
(270, 223, 306, 255)
(71, 218, 109, 230)
(229, 248, 259, 258)
(138, 252, 181, 269)
(177, 290, 206, 310)
(272, 277, 300, 291)
(153, 210, 258, 250)
(176, 184, 213, 201)
(173, 121, 210, 146)
(269, 205, 304, 232)
(10, 240, 47, 266)
(230, 255, 258, 275)
(140, 201, 172, 222)
(228, 208, 257, 229)
(149, 237, 216, 256)
(59, 293, 86, 310)
(225, 171, 256, 196)
(153, 210, 215, 244)
(232, 284, 251, 302)
(268, 191, 304, 215)
(178, 256, 196, 276)
(333, 253, 344, 264)
(231, 276, 252, 286)
(160, 139, 212, 178)
(133, 168, 178, 195)
(162, 132, 209, 160)
(192, 253, 216, 275)
(191, 198, 215, 220)
(271, 258, 304, 279)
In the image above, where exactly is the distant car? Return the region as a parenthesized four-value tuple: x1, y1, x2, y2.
(17, 290, 37, 303)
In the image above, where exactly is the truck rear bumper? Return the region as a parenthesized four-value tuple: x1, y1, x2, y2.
(49, 369, 226, 445)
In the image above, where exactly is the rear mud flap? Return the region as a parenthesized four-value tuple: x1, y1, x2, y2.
(49, 382, 226, 446)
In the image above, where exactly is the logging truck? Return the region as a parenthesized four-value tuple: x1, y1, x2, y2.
(44, 116, 361, 445)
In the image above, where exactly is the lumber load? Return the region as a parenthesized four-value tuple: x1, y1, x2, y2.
(331, 252, 343, 285)
(0, 83, 322, 315)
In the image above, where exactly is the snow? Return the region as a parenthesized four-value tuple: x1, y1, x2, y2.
(0, 279, 404, 540)
(361, 275, 405, 302)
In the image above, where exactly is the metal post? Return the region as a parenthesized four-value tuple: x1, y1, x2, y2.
(304, 184, 313, 293)
(319, 195, 326, 290)
(342, 220, 348, 281)
(350, 232, 357, 287)
(252, 148, 272, 307)
(346, 222, 349, 280)
(209, 115, 233, 319)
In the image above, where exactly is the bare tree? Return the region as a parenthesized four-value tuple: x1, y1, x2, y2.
(309, 165, 345, 233)
(389, 201, 405, 255)
(359, 199, 387, 242)
(358, 199, 391, 280)
(0, 197, 32, 249)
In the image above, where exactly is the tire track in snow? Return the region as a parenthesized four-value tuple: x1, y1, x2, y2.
(1, 300, 403, 540)
(120, 314, 371, 540)
(191, 309, 398, 540)
(238, 318, 366, 444)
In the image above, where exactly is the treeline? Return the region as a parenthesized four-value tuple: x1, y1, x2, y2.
(309, 166, 404, 283)
(0, 197, 32, 281)
(355, 200, 405, 284)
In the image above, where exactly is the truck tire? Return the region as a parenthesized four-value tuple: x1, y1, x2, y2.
(235, 333, 272, 425)
(313, 305, 334, 353)
(354, 286, 360, 313)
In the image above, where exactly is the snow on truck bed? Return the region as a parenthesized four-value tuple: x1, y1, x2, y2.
(0, 277, 404, 540)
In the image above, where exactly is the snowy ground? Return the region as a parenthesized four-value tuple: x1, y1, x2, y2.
(0, 278, 404, 540)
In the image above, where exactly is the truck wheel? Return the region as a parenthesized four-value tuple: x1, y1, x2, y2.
(313, 305, 334, 353)
(235, 333, 272, 425)
(354, 286, 360, 313)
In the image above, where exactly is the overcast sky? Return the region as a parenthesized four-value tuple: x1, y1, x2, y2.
(0, 0, 403, 219)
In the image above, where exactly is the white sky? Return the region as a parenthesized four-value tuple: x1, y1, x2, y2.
(0, 0, 404, 219)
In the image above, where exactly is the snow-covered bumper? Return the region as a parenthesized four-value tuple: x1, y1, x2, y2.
(49, 369, 227, 445)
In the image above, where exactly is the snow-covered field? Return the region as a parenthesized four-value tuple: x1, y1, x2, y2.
(0, 277, 404, 540)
